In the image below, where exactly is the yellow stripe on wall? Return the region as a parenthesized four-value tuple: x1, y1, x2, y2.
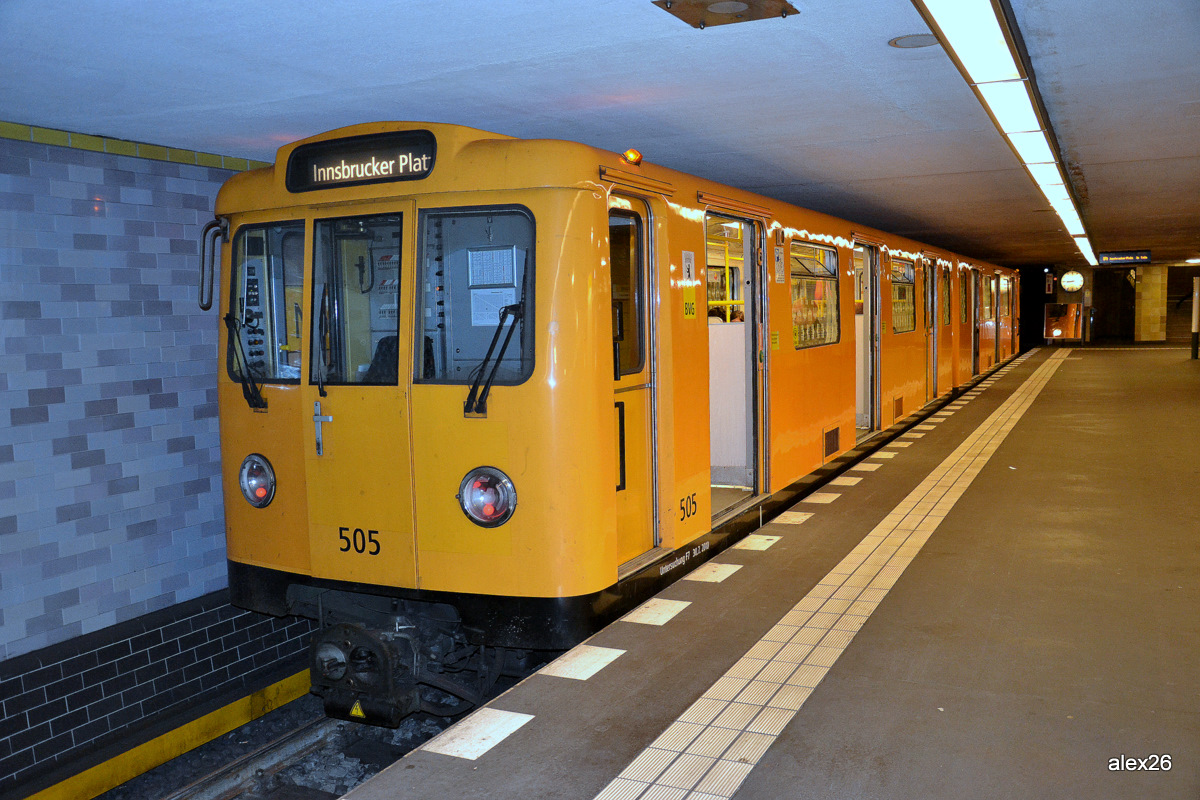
(0, 121, 270, 171)
(26, 670, 311, 800)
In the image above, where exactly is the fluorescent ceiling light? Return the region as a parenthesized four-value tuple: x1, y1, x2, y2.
(1038, 183, 1071, 206)
(1051, 201, 1086, 236)
(1026, 162, 1065, 186)
(976, 80, 1041, 133)
(918, 0, 1020, 84)
(1074, 236, 1098, 266)
(914, 0, 1092, 260)
(1007, 131, 1056, 164)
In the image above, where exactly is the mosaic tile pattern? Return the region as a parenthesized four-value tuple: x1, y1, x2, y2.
(1, 136, 235, 660)
(0, 136, 316, 795)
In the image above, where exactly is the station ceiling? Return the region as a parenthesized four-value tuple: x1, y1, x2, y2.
(2, 0, 1197, 269)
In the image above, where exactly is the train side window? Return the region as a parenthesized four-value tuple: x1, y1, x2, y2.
(415, 207, 534, 385)
(789, 240, 839, 349)
(981, 275, 995, 321)
(942, 268, 953, 326)
(310, 214, 403, 386)
(890, 258, 917, 333)
(609, 211, 645, 375)
(227, 220, 306, 383)
(999, 275, 1011, 318)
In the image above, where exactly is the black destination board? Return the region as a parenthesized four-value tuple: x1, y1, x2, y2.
(286, 130, 436, 192)
(1097, 250, 1151, 265)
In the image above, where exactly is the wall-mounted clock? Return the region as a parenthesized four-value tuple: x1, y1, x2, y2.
(1060, 270, 1084, 292)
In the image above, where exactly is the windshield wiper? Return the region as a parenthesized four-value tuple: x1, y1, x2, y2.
(224, 313, 268, 410)
(464, 302, 523, 415)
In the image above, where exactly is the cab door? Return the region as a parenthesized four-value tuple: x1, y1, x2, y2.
(608, 199, 657, 566)
(303, 208, 418, 589)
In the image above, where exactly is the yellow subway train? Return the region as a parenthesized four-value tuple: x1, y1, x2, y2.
(199, 121, 1018, 725)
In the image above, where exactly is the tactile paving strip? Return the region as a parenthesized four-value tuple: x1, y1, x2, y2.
(591, 349, 1067, 800)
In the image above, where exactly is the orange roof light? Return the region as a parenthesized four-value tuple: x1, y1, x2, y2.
(621, 148, 643, 166)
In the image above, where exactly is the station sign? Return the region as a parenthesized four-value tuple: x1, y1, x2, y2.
(1097, 250, 1151, 265)
(286, 130, 436, 192)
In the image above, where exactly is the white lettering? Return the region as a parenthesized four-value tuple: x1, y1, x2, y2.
(310, 150, 431, 185)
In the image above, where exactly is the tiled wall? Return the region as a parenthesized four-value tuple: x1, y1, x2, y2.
(0, 592, 314, 797)
(1134, 265, 1167, 342)
(0, 134, 233, 660)
(0, 130, 313, 795)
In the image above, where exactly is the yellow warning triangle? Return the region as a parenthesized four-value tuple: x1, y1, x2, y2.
(350, 700, 366, 719)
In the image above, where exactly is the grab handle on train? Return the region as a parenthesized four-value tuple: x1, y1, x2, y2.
(199, 217, 229, 311)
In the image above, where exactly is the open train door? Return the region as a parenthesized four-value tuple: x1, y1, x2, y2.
(971, 268, 982, 375)
(924, 260, 938, 402)
(608, 197, 659, 568)
(705, 208, 765, 519)
(854, 242, 881, 439)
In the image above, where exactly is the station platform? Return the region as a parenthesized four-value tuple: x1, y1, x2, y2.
(344, 347, 1200, 800)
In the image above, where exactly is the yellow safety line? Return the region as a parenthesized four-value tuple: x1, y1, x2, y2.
(26, 670, 311, 800)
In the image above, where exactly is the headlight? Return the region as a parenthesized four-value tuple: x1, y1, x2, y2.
(238, 454, 276, 508)
(457, 467, 517, 527)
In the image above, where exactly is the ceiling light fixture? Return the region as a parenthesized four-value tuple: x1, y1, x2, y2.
(653, 0, 798, 29)
(911, 0, 1097, 266)
(888, 34, 939, 49)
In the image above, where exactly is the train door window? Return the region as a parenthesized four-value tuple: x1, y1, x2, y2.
(789, 240, 839, 348)
(310, 214, 402, 386)
(981, 275, 995, 320)
(609, 211, 645, 375)
(415, 207, 534, 384)
(228, 220, 305, 383)
(999, 275, 1011, 318)
(891, 258, 916, 333)
(923, 263, 935, 331)
(942, 268, 953, 326)
(706, 217, 744, 322)
(960, 269, 970, 324)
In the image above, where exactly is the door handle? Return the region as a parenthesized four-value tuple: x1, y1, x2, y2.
(615, 401, 626, 491)
(313, 401, 333, 456)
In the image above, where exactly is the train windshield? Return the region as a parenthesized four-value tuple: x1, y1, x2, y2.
(311, 214, 403, 386)
(228, 221, 305, 383)
(415, 207, 534, 385)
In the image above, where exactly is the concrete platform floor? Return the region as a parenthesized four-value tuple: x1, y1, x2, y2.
(345, 347, 1200, 800)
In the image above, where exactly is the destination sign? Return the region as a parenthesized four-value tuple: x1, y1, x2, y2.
(1097, 250, 1151, 265)
(286, 130, 436, 192)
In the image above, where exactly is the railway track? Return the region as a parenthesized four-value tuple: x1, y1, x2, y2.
(96, 695, 448, 800)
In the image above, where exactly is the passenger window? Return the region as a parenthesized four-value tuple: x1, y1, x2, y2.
(228, 220, 305, 383)
(890, 258, 916, 333)
(609, 211, 645, 375)
(982, 275, 995, 320)
(310, 214, 402, 386)
(415, 207, 534, 384)
(789, 240, 839, 349)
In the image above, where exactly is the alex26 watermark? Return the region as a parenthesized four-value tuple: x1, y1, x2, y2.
(1109, 754, 1171, 771)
